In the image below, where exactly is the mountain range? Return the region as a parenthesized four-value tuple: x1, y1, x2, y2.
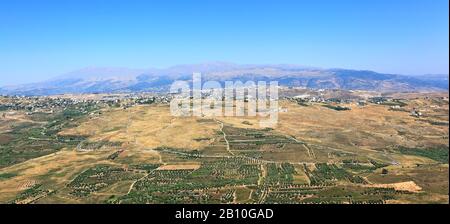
(0, 62, 448, 96)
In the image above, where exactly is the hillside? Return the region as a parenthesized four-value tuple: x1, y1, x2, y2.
(1, 63, 448, 95)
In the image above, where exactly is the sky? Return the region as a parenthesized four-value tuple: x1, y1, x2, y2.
(0, 0, 448, 86)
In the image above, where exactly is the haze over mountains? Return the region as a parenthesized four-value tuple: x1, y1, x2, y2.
(0, 62, 448, 96)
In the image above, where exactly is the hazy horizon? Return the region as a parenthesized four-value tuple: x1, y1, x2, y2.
(1, 61, 449, 87)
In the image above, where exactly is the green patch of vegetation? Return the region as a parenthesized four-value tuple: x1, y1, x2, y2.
(0, 102, 101, 168)
(425, 120, 449, 126)
(265, 163, 296, 186)
(342, 163, 374, 172)
(381, 100, 407, 107)
(0, 172, 18, 180)
(129, 164, 161, 172)
(297, 101, 309, 107)
(68, 165, 142, 197)
(322, 104, 351, 111)
(107, 150, 124, 160)
(304, 163, 367, 185)
(156, 147, 203, 159)
(10, 184, 52, 204)
(193, 137, 211, 141)
(119, 157, 260, 203)
(342, 159, 388, 173)
(135, 97, 155, 105)
(78, 140, 122, 151)
(397, 147, 449, 163)
(223, 126, 298, 152)
(263, 184, 406, 204)
(370, 160, 389, 169)
(0, 105, 11, 111)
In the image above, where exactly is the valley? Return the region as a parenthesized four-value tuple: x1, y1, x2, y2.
(0, 91, 448, 204)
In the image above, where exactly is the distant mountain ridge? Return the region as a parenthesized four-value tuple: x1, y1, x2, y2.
(0, 62, 448, 95)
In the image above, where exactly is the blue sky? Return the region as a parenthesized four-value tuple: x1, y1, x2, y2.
(0, 0, 448, 85)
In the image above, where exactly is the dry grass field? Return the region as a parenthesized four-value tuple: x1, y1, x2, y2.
(61, 105, 219, 150)
(0, 94, 448, 204)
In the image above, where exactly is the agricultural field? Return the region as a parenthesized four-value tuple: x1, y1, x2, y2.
(0, 93, 448, 204)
